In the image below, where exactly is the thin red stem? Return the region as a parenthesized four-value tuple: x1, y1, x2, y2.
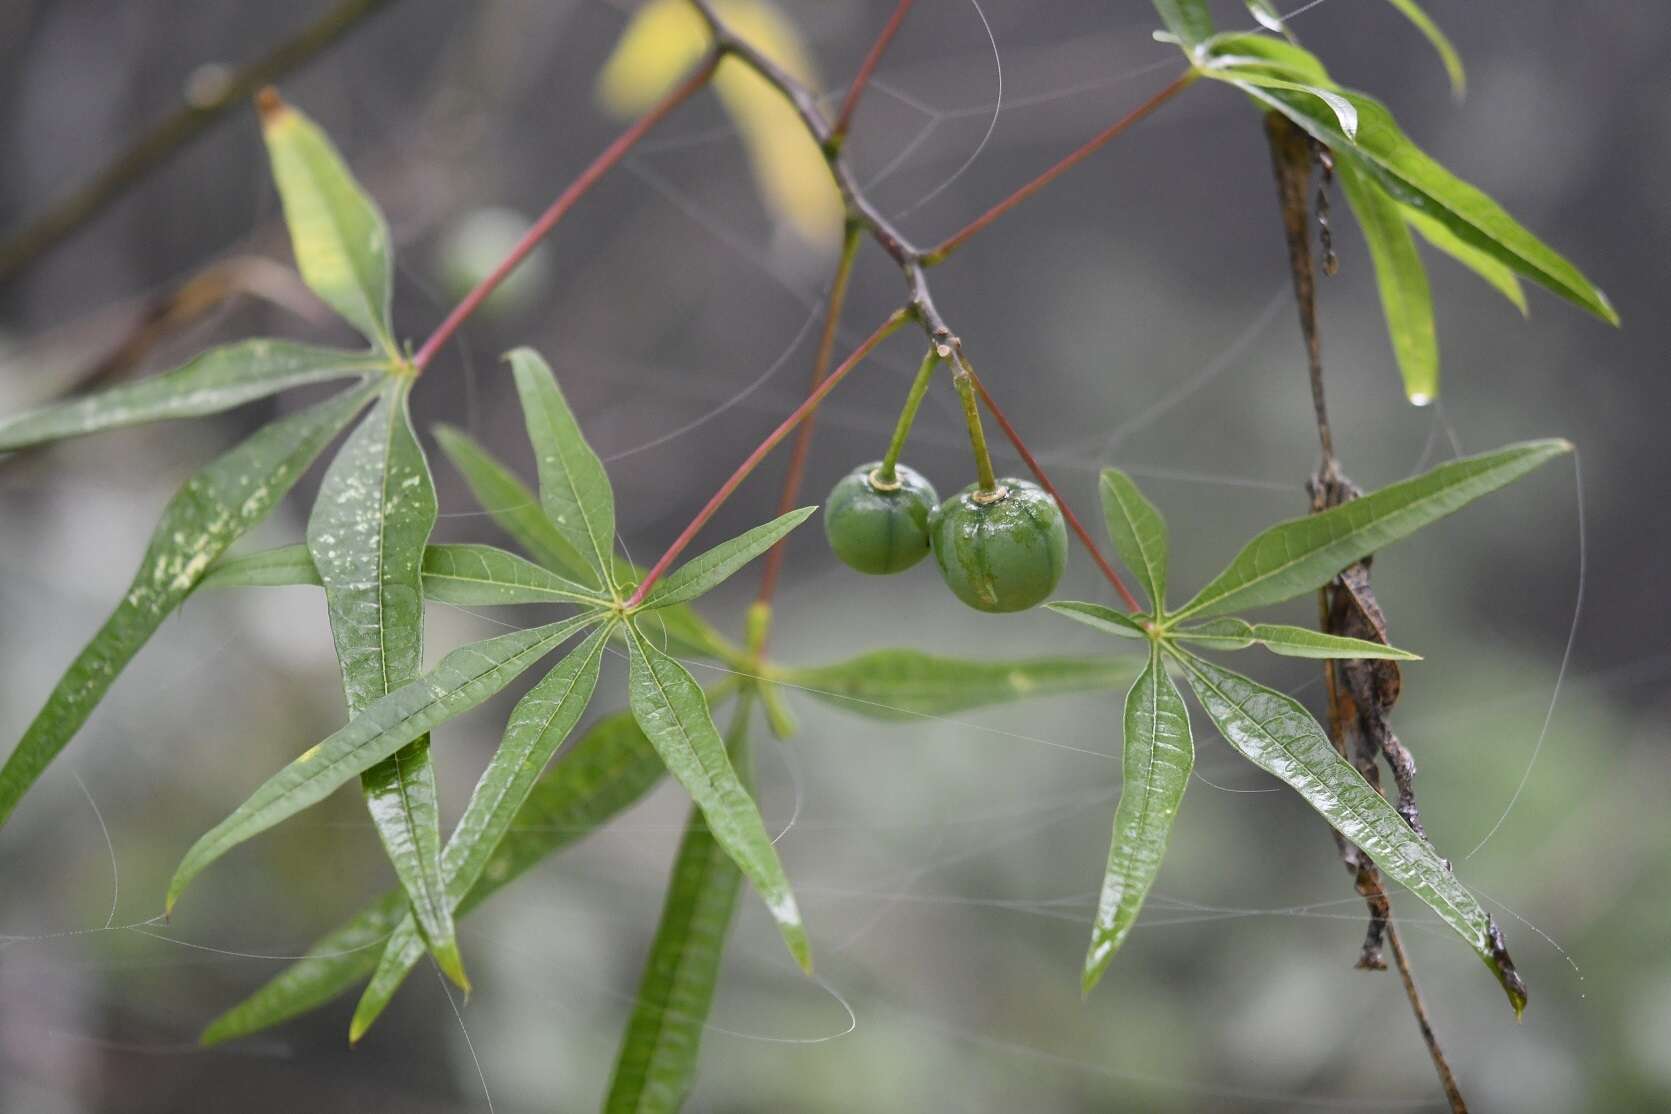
(831, 0, 914, 143)
(412, 53, 720, 372)
(627, 309, 910, 608)
(924, 70, 1196, 265)
(755, 224, 863, 606)
(964, 369, 1142, 613)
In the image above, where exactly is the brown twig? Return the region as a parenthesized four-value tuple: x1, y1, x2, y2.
(1268, 109, 1488, 1113)
(1265, 112, 1335, 471)
(0, 0, 401, 284)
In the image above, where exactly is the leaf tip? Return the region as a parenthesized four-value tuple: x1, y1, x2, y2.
(435, 940, 472, 994)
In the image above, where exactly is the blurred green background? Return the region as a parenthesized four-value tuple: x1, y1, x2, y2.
(2, 1, 1666, 1111)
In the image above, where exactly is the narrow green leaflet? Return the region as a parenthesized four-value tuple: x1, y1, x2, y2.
(508, 349, 617, 586)
(1404, 205, 1528, 315)
(166, 613, 597, 914)
(1173, 439, 1571, 620)
(1231, 73, 1616, 323)
(603, 697, 755, 1114)
(1210, 69, 1359, 140)
(308, 384, 461, 988)
(642, 507, 816, 609)
(1175, 652, 1525, 1012)
(420, 544, 608, 607)
(198, 890, 406, 1048)
(1173, 618, 1419, 660)
(1098, 468, 1169, 609)
(624, 622, 810, 972)
(0, 382, 376, 827)
(347, 624, 611, 1041)
(199, 544, 323, 589)
(1083, 647, 1193, 993)
(0, 340, 384, 452)
(1047, 601, 1147, 640)
(201, 700, 678, 1046)
(1336, 151, 1438, 402)
(1151, 0, 1212, 46)
(776, 649, 1139, 721)
(432, 424, 733, 660)
(260, 93, 396, 351)
(200, 542, 606, 606)
(433, 423, 592, 578)
(1383, 0, 1465, 97)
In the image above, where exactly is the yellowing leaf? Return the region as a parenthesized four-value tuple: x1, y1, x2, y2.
(596, 0, 842, 248)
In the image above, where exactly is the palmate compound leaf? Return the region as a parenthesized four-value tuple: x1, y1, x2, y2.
(0, 381, 378, 828)
(201, 697, 685, 1047)
(772, 649, 1141, 721)
(0, 340, 386, 452)
(1172, 439, 1572, 621)
(432, 423, 736, 661)
(641, 507, 817, 610)
(508, 348, 617, 590)
(259, 91, 397, 352)
(1082, 645, 1193, 994)
(1335, 150, 1439, 403)
(624, 621, 810, 973)
(166, 613, 600, 915)
(348, 623, 612, 1041)
(1202, 37, 1616, 325)
(307, 382, 463, 988)
(1174, 650, 1525, 1012)
(604, 695, 755, 1114)
(200, 541, 608, 606)
(1099, 469, 1169, 612)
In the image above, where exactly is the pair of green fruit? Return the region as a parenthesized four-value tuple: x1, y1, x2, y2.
(823, 461, 1068, 612)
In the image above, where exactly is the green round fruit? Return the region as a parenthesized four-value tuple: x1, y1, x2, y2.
(823, 462, 939, 575)
(929, 478, 1067, 612)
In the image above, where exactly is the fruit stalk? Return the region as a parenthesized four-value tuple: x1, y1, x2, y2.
(878, 346, 942, 483)
(952, 357, 999, 495)
(964, 368, 1143, 613)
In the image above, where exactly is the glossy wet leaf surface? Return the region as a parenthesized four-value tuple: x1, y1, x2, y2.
(625, 622, 809, 972)
(167, 614, 598, 914)
(308, 384, 461, 987)
(776, 648, 1139, 720)
(201, 699, 679, 1046)
(1175, 651, 1524, 1011)
(1083, 646, 1193, 993)
(1175, 439, 1571, 619)
(0, 382, 376, 826)
(349, 623, 612, 1040)
(509, 348, 618, 588)
(0, 340, 383, 452)
(604, 697, 754, 1114)
(1099, 468, 1169, 611)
